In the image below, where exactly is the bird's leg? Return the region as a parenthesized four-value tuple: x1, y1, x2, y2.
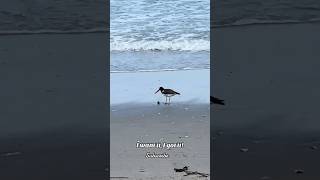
(169, 97, 171, 104)
(165, 97, 167, 104)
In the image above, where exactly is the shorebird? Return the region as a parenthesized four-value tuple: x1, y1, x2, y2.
(155, 87, 180, 104)
(211, 96, 225, 105)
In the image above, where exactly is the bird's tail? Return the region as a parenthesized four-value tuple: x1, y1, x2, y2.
(211, 96, 225, 105)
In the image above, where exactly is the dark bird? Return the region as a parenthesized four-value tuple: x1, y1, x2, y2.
(211, 96, 225, 105)
(155, 87, 180, 104)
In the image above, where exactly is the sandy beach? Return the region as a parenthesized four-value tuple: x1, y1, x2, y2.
(110, 70, 210, 179)
(111, 104, 210, 180)
(0, 33, 108, 180)
(212, 22, 320, 179)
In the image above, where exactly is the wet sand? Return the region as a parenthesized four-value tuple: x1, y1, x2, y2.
(110, 66, 210, 179)
(110, 103, 210, 180)
(111, 69, 210, 105)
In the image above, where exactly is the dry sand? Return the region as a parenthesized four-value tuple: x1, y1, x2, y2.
(212, 22, 320, 179)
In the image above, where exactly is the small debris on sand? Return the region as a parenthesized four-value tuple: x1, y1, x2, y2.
(110, 177, 128, 179)
(44, 88, 57, 93)
(216, 131, 223, 136)
(184, 171, 209, 177)
(1, 61, 8, 65)
(179, 135, 189, 139)
(252, 140, 263, 144)
(182, 154, 187, 158)
(174, 166, 209, 178)
(260, 176, 271, 180)
(1, 152, 22, 157)
(310, 145, 318, 150)
(174, 166, 188, 172)
(157, 101, 160, 105)
(240, 148, 249, 152)
(294, 169, 304, 174)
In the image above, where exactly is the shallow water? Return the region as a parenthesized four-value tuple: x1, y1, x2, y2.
(111, 51, 209, 73)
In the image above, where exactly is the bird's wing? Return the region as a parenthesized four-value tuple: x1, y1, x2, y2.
(166, 89, 180, 94)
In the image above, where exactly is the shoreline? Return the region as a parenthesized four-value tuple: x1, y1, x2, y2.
(111, 69, 210, 105)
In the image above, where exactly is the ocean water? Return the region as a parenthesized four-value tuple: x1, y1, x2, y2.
(111, 0, 210, 72)
(2, 0, 320, 33)
(111, 0, 210, 51)
(2, 0, 320, 72)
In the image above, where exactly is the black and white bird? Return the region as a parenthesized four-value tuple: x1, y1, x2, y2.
(211, 96, 225, 105)
(155, 87, 180, 104)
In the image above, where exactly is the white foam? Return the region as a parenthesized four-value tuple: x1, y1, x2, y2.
(111, 39, 209, 52)
(110, 67, 209, 73)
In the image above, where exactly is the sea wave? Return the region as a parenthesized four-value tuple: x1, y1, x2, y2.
(1, 18, 319, 36)
(213, 18, 320, 28)
(110, 39, 209, 52)
(0, 28, 108, 36)
(2, 19, 320, 37)
(110, 67, 210, 73)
